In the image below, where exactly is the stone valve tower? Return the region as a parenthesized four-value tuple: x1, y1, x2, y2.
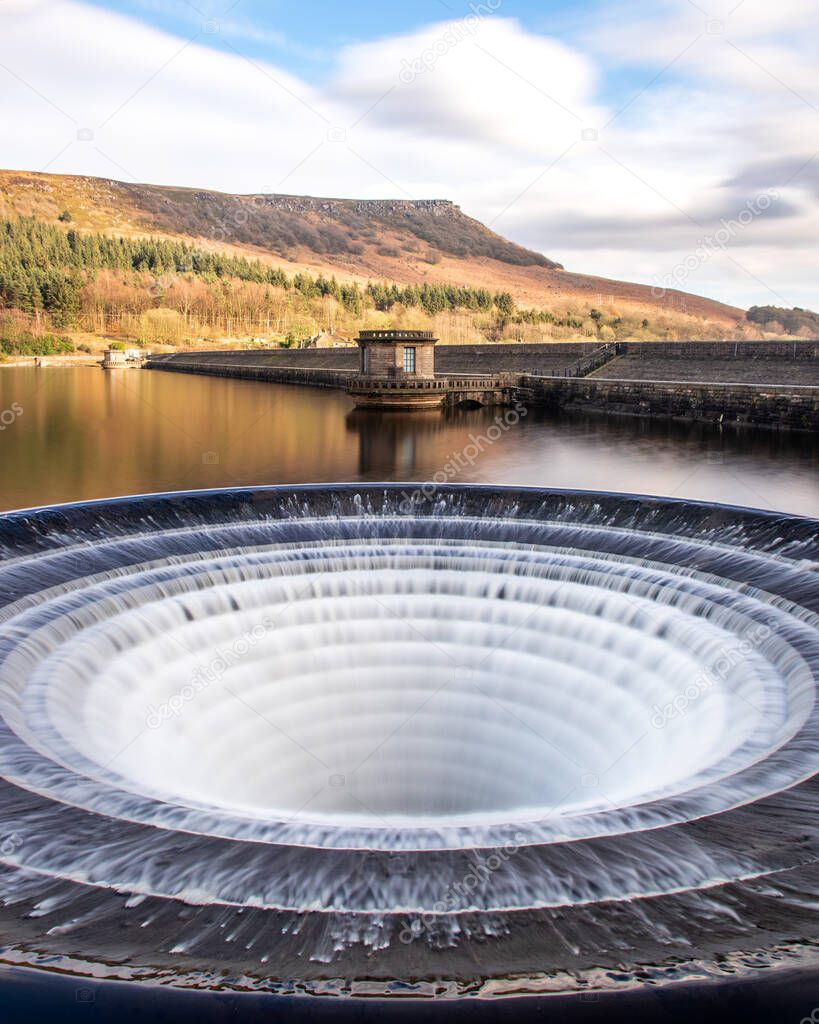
(347, 330, 447, 409)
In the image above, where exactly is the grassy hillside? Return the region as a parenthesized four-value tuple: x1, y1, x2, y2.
(0, 171, 557, 267)
(0, 168, 766, 350)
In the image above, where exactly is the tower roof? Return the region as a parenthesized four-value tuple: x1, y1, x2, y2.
(356, 330, 437, 344)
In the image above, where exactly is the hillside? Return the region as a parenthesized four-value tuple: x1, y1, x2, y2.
(0, 171, 558, 269)
(0, 169, 755, 348)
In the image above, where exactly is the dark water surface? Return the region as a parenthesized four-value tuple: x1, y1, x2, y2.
(0, 366, 816, 515)
(1, 964, 818, 1024)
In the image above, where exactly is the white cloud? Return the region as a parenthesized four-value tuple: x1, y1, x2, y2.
(332, 18, 604, 158)
(0, 0, 816, 309)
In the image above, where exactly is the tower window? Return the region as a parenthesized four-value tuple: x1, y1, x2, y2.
(403, 347, 416, 373)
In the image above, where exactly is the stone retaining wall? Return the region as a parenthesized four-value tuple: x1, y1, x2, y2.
(617, 341, 818, 360)
(146, 357, 348, 389)
(148, 350, 357, 371)
(518, 376, 819, 431)
(436, 343, 598, 375)
(593, 357, 819, 386)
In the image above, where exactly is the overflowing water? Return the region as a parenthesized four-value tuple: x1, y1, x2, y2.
(0, 485, 817, 996)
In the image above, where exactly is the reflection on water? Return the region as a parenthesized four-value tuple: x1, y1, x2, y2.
(0, 366, 816, 515)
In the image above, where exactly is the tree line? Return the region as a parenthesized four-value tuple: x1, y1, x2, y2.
(747, 305, 819, 337)
(0, 217, 522, 332)
(0, 217, 683, 347)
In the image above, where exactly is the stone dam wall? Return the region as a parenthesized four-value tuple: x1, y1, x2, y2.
(147, 343, 599, 376)
(146, 342, 819, 431)
(147, 355, 348, 389)
(594, 341, 819, 386)
(150, 350, 358, 371)
(150, 340, 816, 375)
(517, 376, 818, 431)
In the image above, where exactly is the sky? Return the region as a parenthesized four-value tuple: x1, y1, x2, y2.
(1, 0, 817, 310)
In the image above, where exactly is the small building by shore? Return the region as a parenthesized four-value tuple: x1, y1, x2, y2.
(102, 347, 150, 369)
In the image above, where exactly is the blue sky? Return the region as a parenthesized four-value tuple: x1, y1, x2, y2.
(96, 0, 596, 69)
(2, 0, 817, 309)
(91, 0, 656, 119)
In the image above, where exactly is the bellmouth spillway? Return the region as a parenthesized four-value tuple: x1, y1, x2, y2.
(0, 484, 817, 999)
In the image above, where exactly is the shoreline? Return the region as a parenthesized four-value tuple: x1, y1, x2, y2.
(0, 355, 100, 368)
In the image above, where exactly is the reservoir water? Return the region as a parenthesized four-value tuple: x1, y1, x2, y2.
(0, 366, 816, 515)
(0, 368, 818, 1021)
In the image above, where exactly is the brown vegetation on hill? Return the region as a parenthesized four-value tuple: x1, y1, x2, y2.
(0, 169, 759, 348)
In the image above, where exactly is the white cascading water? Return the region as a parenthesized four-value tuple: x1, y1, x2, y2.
(0, 486, 816, 994)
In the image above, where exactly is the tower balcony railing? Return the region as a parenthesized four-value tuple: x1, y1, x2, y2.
(347, 374, 515, 393)
(347, 377, 448, 392)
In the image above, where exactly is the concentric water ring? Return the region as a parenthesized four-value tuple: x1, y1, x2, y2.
(0, 485, 817, 994)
